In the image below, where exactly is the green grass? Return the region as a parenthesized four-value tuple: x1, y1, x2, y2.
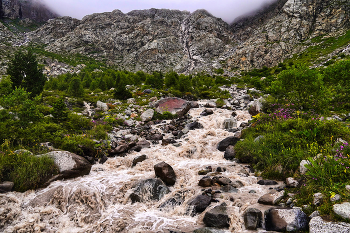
(0, 150, 58, 192)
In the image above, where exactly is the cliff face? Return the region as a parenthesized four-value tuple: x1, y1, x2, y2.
(22, 0, 350, 73)
(2, 0, 58, 22)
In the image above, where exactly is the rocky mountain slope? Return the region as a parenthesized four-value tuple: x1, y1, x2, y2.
(1, 0, 58, 22)
(2, 0, 350, 75)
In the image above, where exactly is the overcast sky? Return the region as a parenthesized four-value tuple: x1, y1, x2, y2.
(42, 0, 276, 23)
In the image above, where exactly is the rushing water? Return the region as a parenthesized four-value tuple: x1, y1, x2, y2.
(1, 106, 276, 233)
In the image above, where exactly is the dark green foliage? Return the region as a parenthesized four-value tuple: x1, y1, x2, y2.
(68, 77, 84, 97)
(0, 150, 58, 192)
(52, 97, 68, 123)
(0, 76, 12, 96)
(164, 71, 179, 88)
(145, 71, 164, 89)
(7, 49, 46, 97)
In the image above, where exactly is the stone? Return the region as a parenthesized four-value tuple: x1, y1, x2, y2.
(187, 194, 212, 216)
(155, 98, 191, 117)
(132, 155, 147, 167)
(309, 216, 350, 233)
(199, 176, 213, 187)
(39, 151, 92, 186)
(309, 211, 320, 219)
(221, 185, 238, 193)
(159, 192, 186, 211)
(300, 160, 310, 175)
(141, 109, 154, 122)
(331, 194, 342, 202)
(258, 190, 284, 205)
(97, 101, 108, 111)
(201, 109, 214, 116)
(257, 179, 278, 185)
(204, 102, 216, 108)
(14, 149, 33, 155)
(136, 140, 151, 149)
(286, 177, 299, 188)
(150, 133, 163, 141)
(212, 176, 232, 186)
(334, 202, 350, 219)
(224, 145, 235, 160)
(108, 144, 129, 156)
(191, 101, 199, 108)
(154, 162, 176, 186)
(0, 181, 14, 193)
(186, 121, 203, 130)
(248, 98, 263, 116)
(193, 228, 225, 233)
(244, 208, 262, 230)
(217, 136, 240, 151)
(129, 178, 169, 203)
(203, 203, 230, 228)
(265, 207, 308, 232)
(313, 193, 324, 206)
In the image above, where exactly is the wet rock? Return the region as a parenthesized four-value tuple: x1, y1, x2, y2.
(108, 143, 129, 156)
(198, 168, 212, 175)
(309, 216, 350, 233)
(129, 178, 170, 203)
(132, 155, 147, 167)
(99, 154, 108, 164)
(239, 122, 250, 128)
(244, 208, 262, 230)
(136, 140, 151, 149)
(203, 203, 230, 228)
(155, 98, 191, 117)
(224, 145, 235, 160)
(201, 109, 214, 116)
(40, 151, 92, 186)
(199, 176, 213, 187)
(159, 191, 186, 211)
(141, 109, 154, 122)
(221, 185, 238, 193)
(334, 202, 350, 219)
(161, 138, 176, 146)
(230, 180, 244, 188)
(258, 190, 284, 205)
(217, 136, 240, 151)
(248, 98, 263, 116)
(0, 181, 14, 193)
(186, 121, 203, 130)
(204, 102, 216, 108)
(150, 133, 164, 141)
(258, 180, 278, 185)
(212, 176, 232, 186)
(265, 207, 308, 232)
(130, 145, 142, 152)
(191, 101, 199, 108)
(286, 177, 299, 188)
(215, 167, 226, 173)
(193, 228, 225, 233)
(187, 194, 212, 216)
(154, 162, 176, 186)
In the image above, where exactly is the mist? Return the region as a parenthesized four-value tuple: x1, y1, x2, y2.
(42, 0, 277, 23)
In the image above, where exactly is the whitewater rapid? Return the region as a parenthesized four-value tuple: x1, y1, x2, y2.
(0, 106, 277, 233)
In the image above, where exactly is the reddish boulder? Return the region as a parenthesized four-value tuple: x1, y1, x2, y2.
(155, 98, 191, 116)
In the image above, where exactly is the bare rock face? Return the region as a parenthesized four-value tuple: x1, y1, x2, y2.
(2, 0, 58, 22)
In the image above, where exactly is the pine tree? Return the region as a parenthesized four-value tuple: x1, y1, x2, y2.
(7, 49, 46, 97)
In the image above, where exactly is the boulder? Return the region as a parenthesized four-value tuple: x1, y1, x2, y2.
(191, 101, 199, 108)
(132, 155, 147, 167)
(187, 194, 212, 216)
(150, 133, 163, 141)
(186, 121, 203, 130)
(265, 208, 308, 232)
(286, 177, 299, 188)
(203, 203, 230, 228)
(221, 185, 239, 193)
(159, 191, 186, 211)
(258, 190, 284, 205)
(313, 193, 324, 206)
(244, 208, 262, 230)
(257, 179, 278, 185)
(309, 216, 350, 233)
(154, 162, 176, 186)
(201, 109, 214, 116)
(129, 178, 169, 203)
(108, 143, 129, 156)
(248, 98, 263, 116)
(97, 101, 108, 111)
(40, 151, 92, 185)
(155, 97, 191, 116)
(224, 145, 235, 160)
(212, 176, 232, 186)
(136, 140, 151, 149)
(193, 228, 225, 233)
(334, 202, 350, 220)
(0, 181, 14, 193)
(141, 109, 154, 122)
(217, 136, 240, 151)
(300, 160, 310, 175)
(199, 176, 213, 187)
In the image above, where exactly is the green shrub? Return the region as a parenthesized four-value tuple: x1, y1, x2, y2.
(68, 77, 84, 97)
(0, 150, 58, 192)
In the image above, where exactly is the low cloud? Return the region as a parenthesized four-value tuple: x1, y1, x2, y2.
(42, 0, 276, 23)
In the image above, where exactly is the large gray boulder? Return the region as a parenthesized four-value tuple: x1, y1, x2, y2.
(40, 151, 92, 185)
(309, 216, 350, 233)
(217, 136, 240, 151)
(187, 194, 212, 216)
(154, 162, 177, 186)
(141, 109, 154, 122)
(96, 101, 108, 111)
(129, 178, 170, 203)
(203, 203, 230, 228)
(155, 98, 191, 116)
(334, 202, 350, 220)
(244, 208, 262, 230)
(265, 207, 308, 232)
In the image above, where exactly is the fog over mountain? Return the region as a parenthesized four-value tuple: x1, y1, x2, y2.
(42, 0, 276, 23)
